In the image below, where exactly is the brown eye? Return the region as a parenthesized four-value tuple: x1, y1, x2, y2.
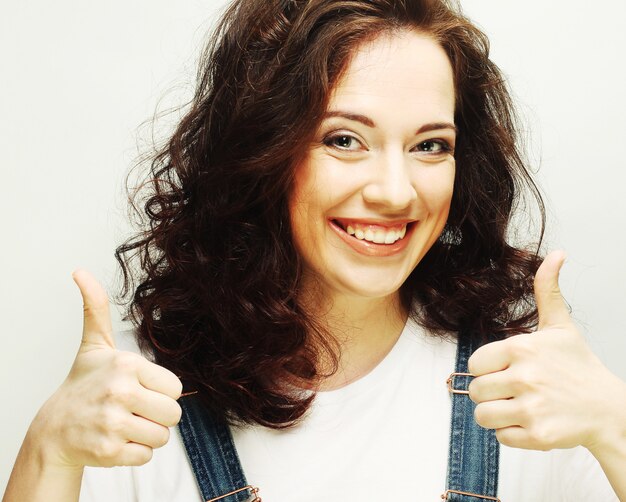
(415, 140, 449, 153)
(323, 134, 364, 151)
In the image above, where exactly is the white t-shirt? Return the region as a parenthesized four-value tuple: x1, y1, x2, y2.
(80, 318, 617, 501)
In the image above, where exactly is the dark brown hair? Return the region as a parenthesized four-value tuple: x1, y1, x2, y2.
(116, 0, 544, 428)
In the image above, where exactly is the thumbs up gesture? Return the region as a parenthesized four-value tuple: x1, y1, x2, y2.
(29, 270, 183, 469)
(467, 251, 626, 453)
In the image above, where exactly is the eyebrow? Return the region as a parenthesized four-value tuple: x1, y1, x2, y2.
(324, 110, 376, 127)
(417, 122, 458, 135)
(323, 110, 457, 135)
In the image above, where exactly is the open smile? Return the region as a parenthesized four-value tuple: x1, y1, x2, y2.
(329, 218, 417, 257)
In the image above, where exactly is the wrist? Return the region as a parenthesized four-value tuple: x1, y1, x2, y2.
(26, 397, 84, 472)
(585, 373, 626, 459)
(23, 423, 84, 475)
(3, 426, 84, 502)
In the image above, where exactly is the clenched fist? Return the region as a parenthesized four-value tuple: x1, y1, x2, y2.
(468, 251, 625, 454)
(30, 270, 183, 469)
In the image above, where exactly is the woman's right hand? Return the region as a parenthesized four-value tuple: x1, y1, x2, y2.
(29, 269, 183, 470)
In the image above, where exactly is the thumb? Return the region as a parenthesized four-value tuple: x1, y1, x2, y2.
(72, 268, 115, 349)
(534, 250, 570, 329)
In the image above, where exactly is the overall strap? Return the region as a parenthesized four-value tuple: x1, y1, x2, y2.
(443, 333, 501, 502)
(178, 395, 259, 502)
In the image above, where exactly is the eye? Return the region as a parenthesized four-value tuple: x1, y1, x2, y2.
(413, 139, 452, 155)
(323, 133, 366, 152)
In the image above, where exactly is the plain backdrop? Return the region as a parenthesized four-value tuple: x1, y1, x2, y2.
(1, 0, 625, 492)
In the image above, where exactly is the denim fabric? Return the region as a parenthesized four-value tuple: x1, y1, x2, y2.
(178, 396, 251, 502)
(445, 332, 500, 501)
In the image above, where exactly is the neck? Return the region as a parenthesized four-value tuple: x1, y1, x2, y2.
(301, 286, 408, 391)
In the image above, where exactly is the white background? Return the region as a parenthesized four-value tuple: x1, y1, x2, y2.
(1, 0, 625, 492)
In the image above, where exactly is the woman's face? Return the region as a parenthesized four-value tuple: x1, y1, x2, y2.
(289, 30, 456, 302)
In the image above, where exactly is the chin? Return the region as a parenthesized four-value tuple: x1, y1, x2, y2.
(335, 274, 408, 300)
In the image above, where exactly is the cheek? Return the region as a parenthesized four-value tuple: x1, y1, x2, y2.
(289, 153, 341, 223)
(288, 162, 329, 255)
(415, 164, 455, 214)
(288, 193, 314, 260)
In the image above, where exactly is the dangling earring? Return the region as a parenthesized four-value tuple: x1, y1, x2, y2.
(438, 225, 462, 246)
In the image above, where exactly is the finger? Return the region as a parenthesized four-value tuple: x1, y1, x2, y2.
(124, 415, 171, 450)
(534, 250, 570, 329)
(93, 441, 154, 467)
(468, 339, 511, 376)
(131, 388, 182, 428)
(474, 399, 521, 430)
(116, 442, 154, 467)
(137, 359, 183, 400)
(468, 371, 515, 403)
(495, 426, 551, 451)
(72, 268, 115, 348)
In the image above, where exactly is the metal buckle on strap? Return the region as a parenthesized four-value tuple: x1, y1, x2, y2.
(446, 372, 472, 395)
(177, 376, 198, 398)
(441, 488, 501, 501)
(206, 485, 261, 502)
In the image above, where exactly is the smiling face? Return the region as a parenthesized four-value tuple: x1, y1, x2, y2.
(289, 30, 456, 303)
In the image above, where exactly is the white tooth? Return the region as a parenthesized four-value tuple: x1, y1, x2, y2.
(355, 229, 365, 240)
(400, 226, 406, 239)
(347, 225, 355, 235)
(372, 230, 385, 244)
(384, 232, 396, 244)
(364, 229, 374, 241)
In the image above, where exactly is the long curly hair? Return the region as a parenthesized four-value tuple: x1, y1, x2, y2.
(116, 0, 545, 428)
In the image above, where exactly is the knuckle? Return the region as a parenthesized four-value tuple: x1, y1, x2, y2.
(171, 377, 183, 399)
(509, 367, 537, 393)
(527, 426, 553, 450)
(495, 428, 515, 448)
(467, 357, 479, 376)
(524, 393, 547, 416)
(508, 336, 538, 360)
(467, 380, 480, 402)
(160, 370, 183, 400)
(112, 352, 140, 373)
(102, 383, 136, 407)
(93, 440, 122, 464)
(122, 446, 154, 467)
(516, 407, 533, 427)
(136, 447, 154, 466)
(166, 402, 183, 427)
(98, 409, 126, 436)
(513, 401, 530, 422)
(473, 404, 487, 427)
(154, 426, 171, 448)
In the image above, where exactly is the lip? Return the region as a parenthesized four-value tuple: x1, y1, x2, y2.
(328, 218, 417, 257)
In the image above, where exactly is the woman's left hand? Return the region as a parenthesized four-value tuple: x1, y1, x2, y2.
(467, 250, 626, 453)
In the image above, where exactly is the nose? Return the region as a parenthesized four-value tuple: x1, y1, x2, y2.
(361, 153, 418, 211)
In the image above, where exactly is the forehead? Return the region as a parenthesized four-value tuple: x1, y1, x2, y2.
(327, 30, 455, 125)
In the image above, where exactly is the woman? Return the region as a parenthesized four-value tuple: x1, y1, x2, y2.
(4, 0, 625, 500)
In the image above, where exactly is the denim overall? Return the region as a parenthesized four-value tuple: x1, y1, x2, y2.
(178, 332, 500, 501)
